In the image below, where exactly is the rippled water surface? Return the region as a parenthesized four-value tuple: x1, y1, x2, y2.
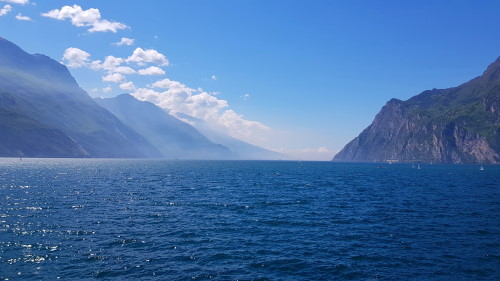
(0, 159, 499, 280)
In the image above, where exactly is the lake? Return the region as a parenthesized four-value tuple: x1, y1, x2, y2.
(0, 159, 499, 280)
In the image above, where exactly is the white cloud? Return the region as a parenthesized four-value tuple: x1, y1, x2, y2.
(102, 73, 125, 83)
(126, 47, 168, 66)
(132, 77, 271, 143)
(138, 66, 165, 76)
(1, 0, 28, 4)
(62, 47, 91, 68)
(89, 20, 127, 33)
(134, 79, 224, 119)
(218, 109, 270, 138)
(0, 4, 12, 16)
(15, 13, 31, 21)
(133, 87, 227, 124)
(318, 146, 329, 153)
(102, 55, 123, 70)
(151, 78, 196, 94)
(102, 86, 112, 93)
(88, 55, 127, 73)
(241, 93, 250, 100)
(211, 75, 217, 81)
(113, 66, 136, 74)
(113, 37, 134, 46)
(41, 4, 128, 33)
(119, 81, 135, 91)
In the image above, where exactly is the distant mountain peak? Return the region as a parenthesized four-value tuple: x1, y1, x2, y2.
(0, 37, 160, 158)
(96, 95, 235, 160)
(115, 93, 140, 101)
(0, 37, 80, 91)
(482, 56, 500, 80)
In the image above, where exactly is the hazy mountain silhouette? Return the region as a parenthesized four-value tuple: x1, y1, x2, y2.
(176, 113, 287, 160)
(0, 37, 160, 158)
(96, 94, 234, 159)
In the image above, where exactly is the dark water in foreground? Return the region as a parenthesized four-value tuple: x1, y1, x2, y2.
(0, 159, 499, 280)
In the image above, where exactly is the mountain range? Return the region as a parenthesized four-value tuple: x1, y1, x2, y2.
(0, 37, 159, 158)
(175, 113, 285, 160)
(96, 94, 233, 159)
(333, 57, 500, 164)
(0, 37, 284, 160)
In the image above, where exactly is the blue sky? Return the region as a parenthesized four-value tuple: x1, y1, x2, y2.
(1, 0, 500, 160)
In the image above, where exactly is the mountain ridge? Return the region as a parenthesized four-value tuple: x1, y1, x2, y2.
(96, 94, 235, 160)
(175, 113, 287, 160)
(332, 57, 500, 164)
(0, 37, 160, 158)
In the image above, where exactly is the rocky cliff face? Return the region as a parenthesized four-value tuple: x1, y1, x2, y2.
(333, 57, 500, 164)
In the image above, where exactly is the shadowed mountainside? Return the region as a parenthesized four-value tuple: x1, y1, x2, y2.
(0, 37, 160, 158)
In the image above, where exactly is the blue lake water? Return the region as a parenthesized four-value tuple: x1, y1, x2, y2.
(0, 159, 499, 280)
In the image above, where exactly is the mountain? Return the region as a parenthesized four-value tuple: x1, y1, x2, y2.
(0, 37, 160, 158)
(333, 57, 500, 164)
(176, 113, 287, 160)
(96, 94, 234, 159)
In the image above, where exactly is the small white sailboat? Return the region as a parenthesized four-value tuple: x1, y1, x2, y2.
(417, 164, 421, 170)
(480, 165, 484, 171)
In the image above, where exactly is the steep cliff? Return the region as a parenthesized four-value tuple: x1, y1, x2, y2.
(333, 57, 500, 164)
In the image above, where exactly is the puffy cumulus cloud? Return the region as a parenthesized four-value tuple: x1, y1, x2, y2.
(102, 73, 125, 83)
(113, 37, 134, 46)
(119, 81, 135, 91)
(15, 13, 32, 21)
(138, 66, 165, 76)
(185, 91, 229, 121)
(90, 56, 133, 75)
(101, 55, 123, 70)
(134, 78, 224, 118)
(62, 47, 91, 68)
(63, 47, 120, 72)
(211, 75, 217, 81)
(62, 46, 169, 77)
(133, 87, 227, 124)
(0, 4, 12, 16)
(219, 110, 270, 138)
(41, 4, 128, 33)
(1, 0, 29, 4)
(132, 77, 271, 143)
(126, 47, 168, 66)
(151, 78, 196, 94)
